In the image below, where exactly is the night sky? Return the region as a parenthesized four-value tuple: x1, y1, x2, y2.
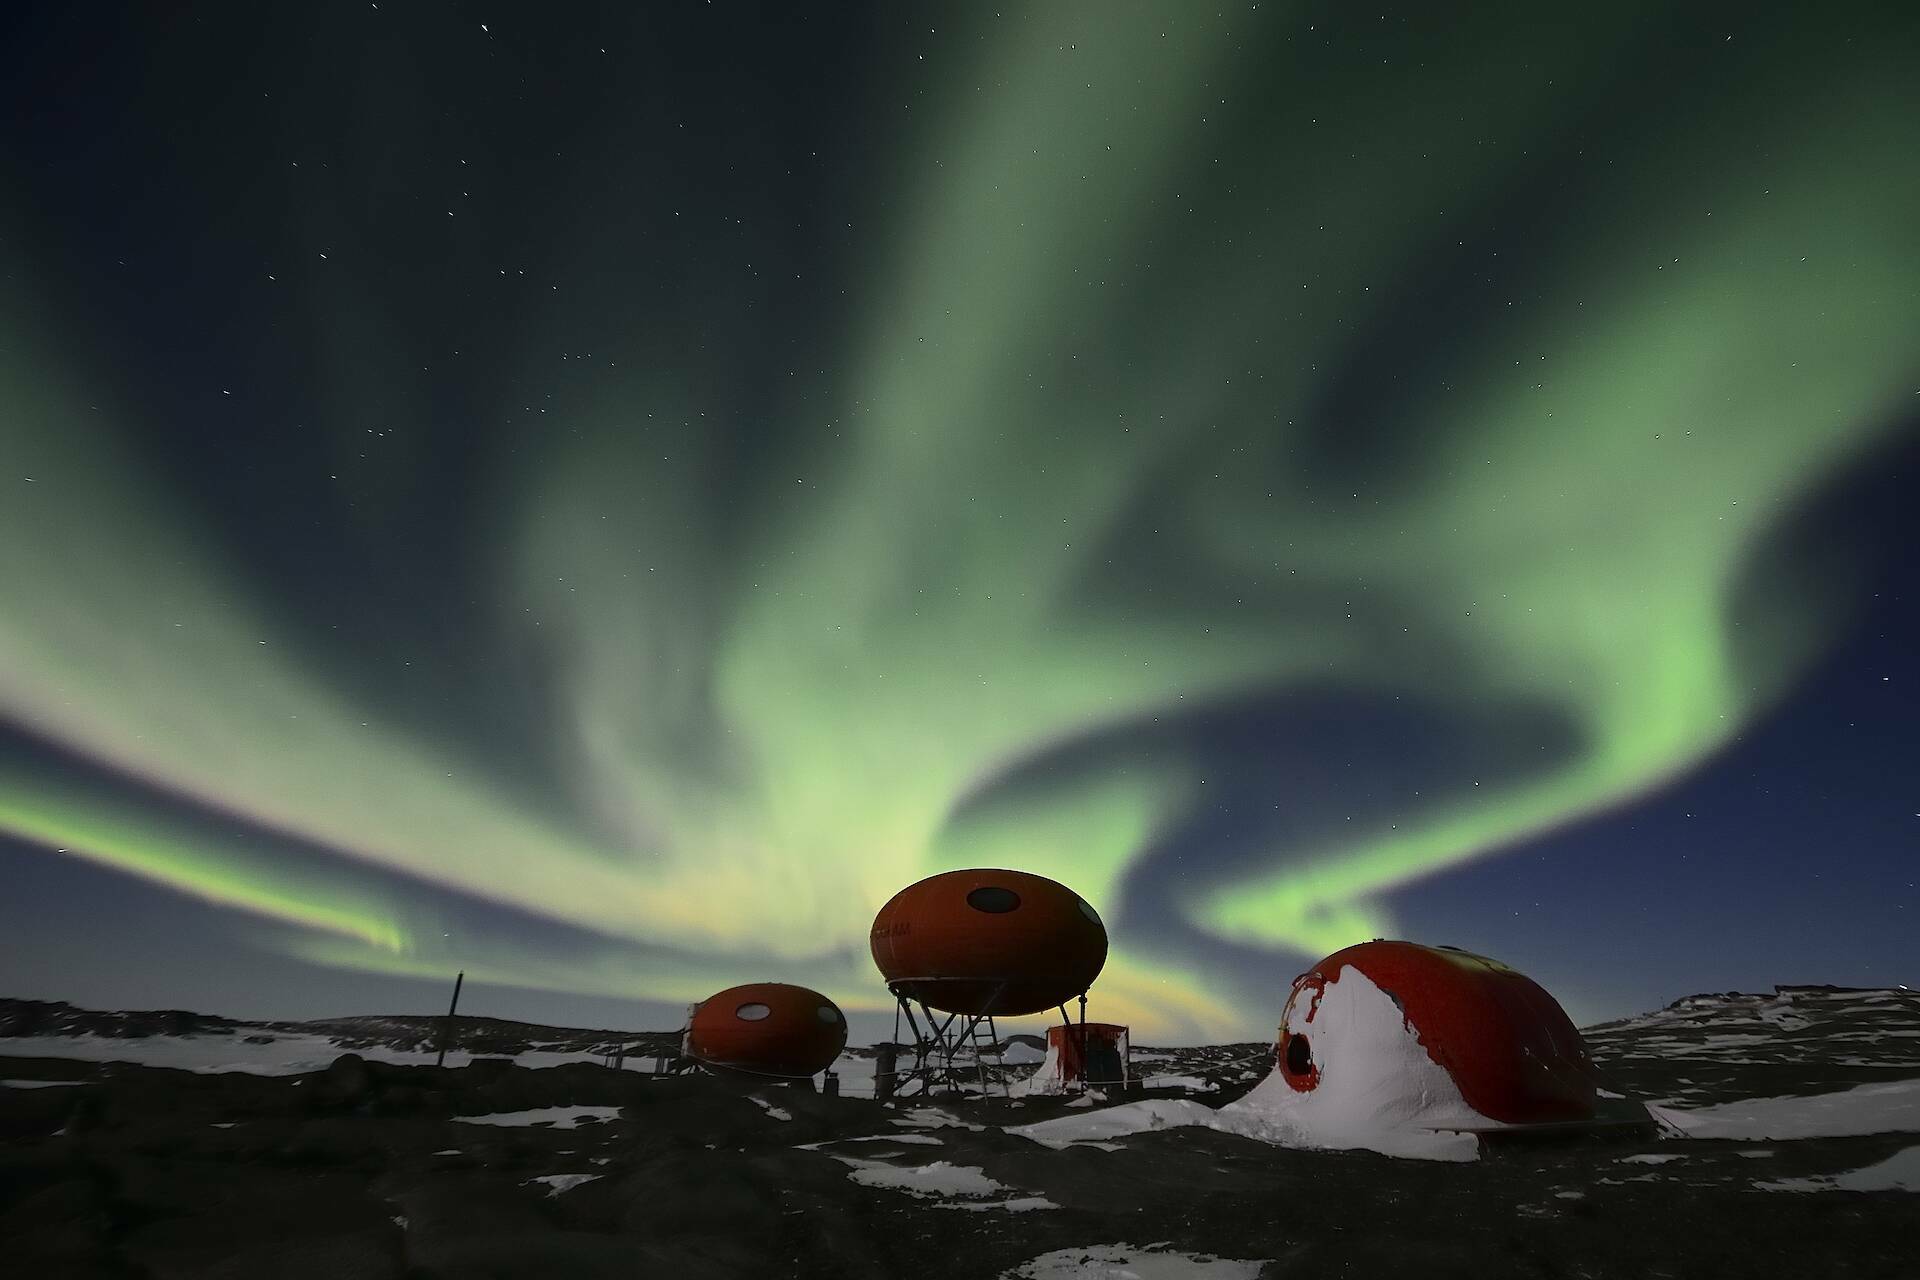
(1, 2, 1914, 1042)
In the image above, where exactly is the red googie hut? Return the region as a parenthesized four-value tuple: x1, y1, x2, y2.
(686, 981, 848, 1079)
(870, 868, 1109, 1016)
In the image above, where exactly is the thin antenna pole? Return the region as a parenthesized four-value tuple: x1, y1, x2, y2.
(435, 971, 465, 1068)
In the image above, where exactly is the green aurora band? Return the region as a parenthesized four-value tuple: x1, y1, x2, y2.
(1, 5, 1914, 1036)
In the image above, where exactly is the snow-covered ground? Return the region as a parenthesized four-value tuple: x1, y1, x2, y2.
(831, 1155, 1061, 1212)
(7, 986, 1918, 1276)
(1756, 1145, 1920, 1193)
(9, 984, 1918, 1161)
(835, 1157, 1012, 1198)
(937, 1195, 1059, 1212)
(1000, 1243, 1269, 1278)
(0, 1014, 1224, 1100)
(747, 1095, 793, 1121)
(1652, 1077, 1920, 1141)
(1584, 987, 1920, 1084)
(0, 1032, 625, 1076)
(797, 1132, 946, 1151)
(453, 1106, 622, 1129)
(525, 1173, 603, 1196)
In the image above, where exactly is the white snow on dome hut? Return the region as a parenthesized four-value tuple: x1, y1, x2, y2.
(1214, 963, 1489, 1159)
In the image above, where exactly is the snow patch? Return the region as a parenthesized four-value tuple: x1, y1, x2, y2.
(1014, 1099, 1219, 1149)
(837, 1158, 1012, 1199)
(1, 1079, 82, 1089)
(935, 1195, 1059, 1212)
(1756, 1146, 1920, 1193)
(454, 1106, 620, 1129)
(748, 1095, 792, 1121)
(1009, 1039, 1066, 1097)
(888, 1106, 984, 1131)
(797, 1132, 944, 1151)
(526, 1173, 603, 1196)
(1651, 1078, 1920, 1140)
(1001, 1242, 1268, 1278)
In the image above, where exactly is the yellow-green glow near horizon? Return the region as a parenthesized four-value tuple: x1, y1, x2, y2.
(0, 779, 404, 954)
(1, 5, 1914, 1037)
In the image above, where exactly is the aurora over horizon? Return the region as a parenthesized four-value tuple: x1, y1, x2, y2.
(1, 1, 1914, 1041)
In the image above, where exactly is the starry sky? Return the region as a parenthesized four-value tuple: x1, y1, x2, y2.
(0, 2, 1914, 1043)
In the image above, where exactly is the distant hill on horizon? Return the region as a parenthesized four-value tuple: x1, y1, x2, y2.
(0, 996, 679, 1059)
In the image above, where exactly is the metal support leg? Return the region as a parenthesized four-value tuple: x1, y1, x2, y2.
(1078, 993, 1089, 1096)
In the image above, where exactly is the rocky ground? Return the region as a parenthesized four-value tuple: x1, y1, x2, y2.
(2, 986, 1915, 1278)
(0, 999, 677, 1062)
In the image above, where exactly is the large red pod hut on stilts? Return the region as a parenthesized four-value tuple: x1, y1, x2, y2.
(686, 982, 848, 1079)
(1276, 940, 1598, 1125)
(870, 868, 1108, 1016)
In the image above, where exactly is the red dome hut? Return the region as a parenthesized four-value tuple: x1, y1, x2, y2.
(870, 868, 1108, 1016)
(1275, 940, 1597, 1125)
(686, 982, 847, 1078)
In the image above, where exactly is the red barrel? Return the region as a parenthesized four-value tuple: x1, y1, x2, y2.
(686, 982, 847, 1078)
(1277, 940, 1597, 1124)
(870, 868, 1108, 1016)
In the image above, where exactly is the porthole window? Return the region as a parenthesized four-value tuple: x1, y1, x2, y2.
(966, 886, 1021, 913)
(1077, 897, 1102, 926)
(1285, 1033, 1313, 1077)
(816, 1006, 840, 1024)
(735, 1002, 771, 1021)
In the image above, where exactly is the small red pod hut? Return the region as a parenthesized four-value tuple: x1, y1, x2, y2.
(1046, 1022, 1130, 1088)
(1277, 940, 1597, 1124)
(870, 868, 1108, 1016)
(686, 982, 848, 1078)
